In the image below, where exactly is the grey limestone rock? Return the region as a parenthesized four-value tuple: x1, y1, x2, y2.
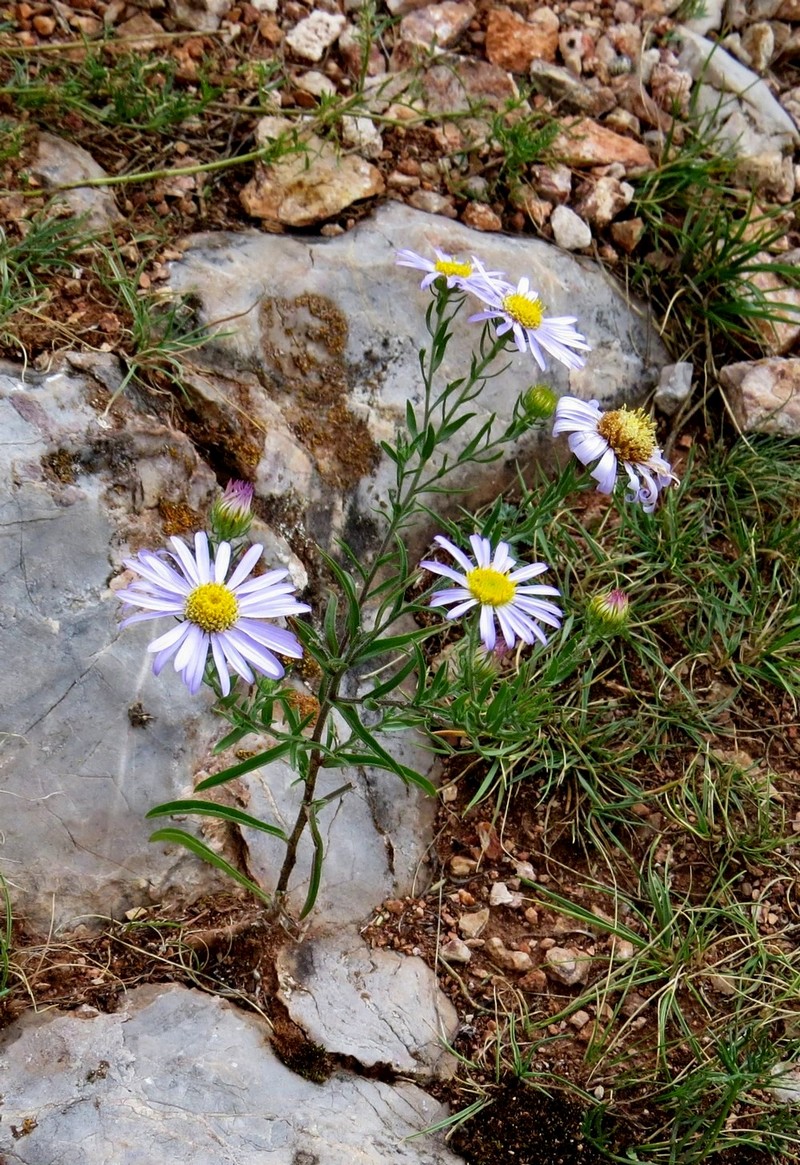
(277, 929, 459, 1080)
(0, 983, 464, 1165)
(0, 366, 225, 933)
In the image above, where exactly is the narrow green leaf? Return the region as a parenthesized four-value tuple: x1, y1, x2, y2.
(364, 652, 418, 702)
(146, 799, 287, 839)
(323, 589, 339, 652)
(196, 738, 295, 790)
(299, 805, 324, 919)
(335, 703, 437, 796)
(149, 828, 272, 905)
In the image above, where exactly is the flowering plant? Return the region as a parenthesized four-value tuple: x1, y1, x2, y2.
(118, 246, 677, 923)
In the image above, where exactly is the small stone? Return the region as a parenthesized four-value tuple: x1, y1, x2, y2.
(518, 968, 548, 992)
(612, 939, 635, 962)
(747, 263, 800, 354)
(285, 10, 346, 61)
(719, 357, 800, 434)
(576, 175, 633, 226)
(544, 945, 591, 986)
(408, 189, 457, 216)
(385, 0, 430, 13)
(450, 855, 477, 876)
(524, 907, 539, 925)
(569, 1009, 591, 1029)
(610, 216, 645, 253)
(461, 202, 502, 232)
(741, 21, 775, 72)
(489, 881, 515, 906)
(550, 205, 592, 250)
(486, 937, 534, 972)
(458, 907, 490, 938)
(530, 163, 572, 203)
(514, 861, 536, 882)
(240, 122, 384, 226)
(551, 117, 654, 171)
(654, 362, 693, 416)
(32, 13, 55, 34)
(485, 6, 559, 72)
(440, 937, 472, 964)
(512, 190, 552, 227)
(399, 1, 475, 49)
(384, 898, 405, 915)
(388, 170, 421, 190)
(769, 1061, 800, 1104)
(294, 69, 337, 98)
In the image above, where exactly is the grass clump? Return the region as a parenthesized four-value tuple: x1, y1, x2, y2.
(1, 49, 221, 134)
(0, 214, 90, 354)
(624, 118, 800, 365)
(417, 434, 800, 1163)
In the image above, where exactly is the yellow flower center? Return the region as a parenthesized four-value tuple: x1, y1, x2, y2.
(435, 258, 473, 279)
(597, 407, 657, 463)
(184, 582, 239, 633)
(502, 292, 545, 330)
(466, 567, 516, 607)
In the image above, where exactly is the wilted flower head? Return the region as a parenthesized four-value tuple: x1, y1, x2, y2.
(588, 588, 629, 633)
(466, 270, 590, 371)
(118, 531, 310, 696)
(210, 480, 254, 542)
(420, 533, 562, 652)
(553, 396, 678, 513)
(396, 247, 505, 292)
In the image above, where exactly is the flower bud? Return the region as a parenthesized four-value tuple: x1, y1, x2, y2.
(209, 480, 254, 542)
(522, 384, 558, 420)
(588, 588, 629, 632)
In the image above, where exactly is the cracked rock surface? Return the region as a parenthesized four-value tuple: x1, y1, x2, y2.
(0, 365, 226, 932)
(277, 930, 459, 1080)
(0, 983, 464, 1165)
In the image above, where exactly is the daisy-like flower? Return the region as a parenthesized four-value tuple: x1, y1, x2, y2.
(553, 396, 677, 513)
(467, 272, 590, 371)
(420, 534, 562, 652)
(118, 531, 311, 696)
(395, 247, 505, 292)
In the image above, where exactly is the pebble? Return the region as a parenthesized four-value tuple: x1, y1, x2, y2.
(462, 202, 502, 231)
(440, 937, 472, 964)
(458, 907, 490, 938)
(489, 881, 516, 906)
(550, 204, 592, 249)
(486, 937, 534, 973)
(284, 10, 346, 62)
(544, 945, 591, 985)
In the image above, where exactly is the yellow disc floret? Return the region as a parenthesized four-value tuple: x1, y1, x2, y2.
(184, 582, 239, 633)
(435, 258, 473, 279)
(502, 293, 545, 331)
(466, 567, 516, 607)
(597, 407, 657, 463)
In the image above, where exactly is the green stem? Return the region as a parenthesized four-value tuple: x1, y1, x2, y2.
(6, 141, 299, 199)
(272, 288, 509, 917)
